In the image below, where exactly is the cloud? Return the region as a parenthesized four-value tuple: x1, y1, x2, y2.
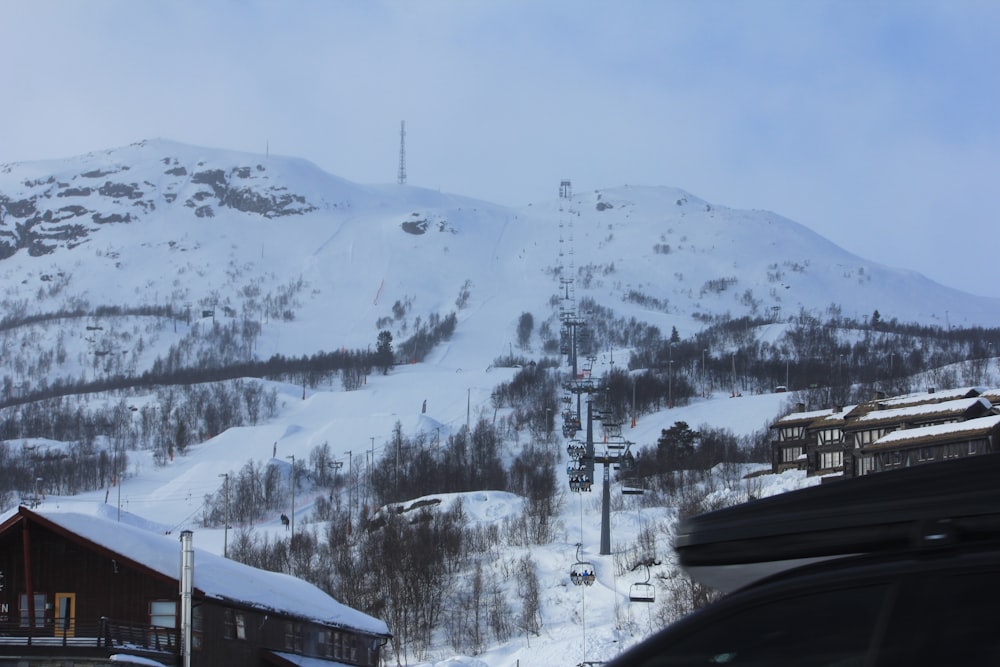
(1, 0, 998, 297)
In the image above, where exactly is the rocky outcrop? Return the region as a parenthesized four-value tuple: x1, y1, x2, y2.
(0, 151, 316, 257)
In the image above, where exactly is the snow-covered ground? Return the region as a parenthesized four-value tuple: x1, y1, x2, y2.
(4, 142, 995, 666)
(21, 344, 814, 667)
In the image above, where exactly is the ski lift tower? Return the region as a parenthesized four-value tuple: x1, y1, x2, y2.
(565, 389, 638, 555)
(560, 179, 572, 201)
(397, 120, 407, 185)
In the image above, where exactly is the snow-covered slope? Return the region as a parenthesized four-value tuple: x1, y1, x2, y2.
(2, 140, 998, 667)
(2, 140, 998, 372)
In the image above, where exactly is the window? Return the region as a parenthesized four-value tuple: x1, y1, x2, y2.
(782, 446, 802, 463)
(820, 451, 842, 470)
(318, 629, 332, 657)
(856, 456, 874, 476)
(148, 600, 177, 650)
(224, 608, 246, 640)
(18, 593, 46, 628)
(192, 604, 203, 650)
(284, 621, 302, 651)
(149, 600, 177, 628)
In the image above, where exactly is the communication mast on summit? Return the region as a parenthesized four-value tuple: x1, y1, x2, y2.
(397, 120, 407, 185)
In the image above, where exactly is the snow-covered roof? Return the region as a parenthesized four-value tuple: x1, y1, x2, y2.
(773, 407, 835, 426)
(813, 405, 860, 425)
(874, 387, 981, 409)
(20, 507, 389, 637)
(849, 396, 991, 427)
(867, 414, 1000, 450)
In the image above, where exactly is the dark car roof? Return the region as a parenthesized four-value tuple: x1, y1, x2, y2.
(606, 539, 1000, 667)
(674, 454, 1000, 591)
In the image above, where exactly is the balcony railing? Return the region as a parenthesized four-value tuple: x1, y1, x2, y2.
(0, 616, 179, 655)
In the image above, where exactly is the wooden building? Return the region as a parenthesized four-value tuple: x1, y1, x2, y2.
(771, 388, 1000, 478)
(854, 414, 1000, 476)
(0, 506, 390, 666)
(770, 405, 836, 473)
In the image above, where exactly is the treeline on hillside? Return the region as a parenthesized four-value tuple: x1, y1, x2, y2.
(0, 311, 459, 409)
(231, 501, 545, 662)
(0, 346, 375, 410)
(539, 300, 1000, 419)
(217, 416, 762, 659)
(623, 420, 770, 499)
(0, 302, 179, 333)
(0, 437, 123, 511)
(488, 359, 562, 435)
(0, 379, 281, 505)
(206, 416, 557, 662)
(617, 306, 1000, 417)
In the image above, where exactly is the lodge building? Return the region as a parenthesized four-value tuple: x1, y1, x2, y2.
(771, 387, 1000, 478)
(0, 506, 390, 666)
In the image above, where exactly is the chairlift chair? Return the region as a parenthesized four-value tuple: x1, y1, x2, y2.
(569, 473, 592, 493)
(570, 545, 597, 586)
(621, 468, 645, 495)
(629, 565, 655, 603)
(603, 421, 622, 439)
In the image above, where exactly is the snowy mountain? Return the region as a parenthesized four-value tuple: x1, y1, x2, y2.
(2, 139, 998, 368)
(2, 140, 999, 667)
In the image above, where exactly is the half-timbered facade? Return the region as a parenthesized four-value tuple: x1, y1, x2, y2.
(803, 405, 859, 475)
(770, 405, 836, 472)
(771, 388, 1000, 478)
(0, 507, 390, 666)
(855, 414, 1000, 475)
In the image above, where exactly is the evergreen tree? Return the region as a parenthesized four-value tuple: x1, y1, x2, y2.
(376, 330, 394, 375)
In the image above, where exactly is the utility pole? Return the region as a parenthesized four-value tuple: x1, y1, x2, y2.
(219, 473, 229, 558)
(368, 437, 375, 511)
(703, 349, 708, 398)
(287, 455, 296, 544)
(668, 343, 674, 408)
(345, 450, 353, 532)
(397, 120, 407, 185)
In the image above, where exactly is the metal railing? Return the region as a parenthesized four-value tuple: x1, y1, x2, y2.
(0, 617, 179, 654)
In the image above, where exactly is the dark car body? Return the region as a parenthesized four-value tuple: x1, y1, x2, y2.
(606, 454, 1000, 666)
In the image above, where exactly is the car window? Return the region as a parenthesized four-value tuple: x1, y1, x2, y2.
(878, 568, 1000, 666)
(630, 583, 890, 666)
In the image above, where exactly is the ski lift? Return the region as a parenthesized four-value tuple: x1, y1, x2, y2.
(568, 473, 592, 493)
(567, 441, 586, 459)
(606, 437, 626, 451)
(629, 564, 655, 603)
(570, 544, 596, 586)
(620, 458, 643, 494)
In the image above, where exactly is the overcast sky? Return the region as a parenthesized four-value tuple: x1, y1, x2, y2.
(3, 1, 998, 297)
